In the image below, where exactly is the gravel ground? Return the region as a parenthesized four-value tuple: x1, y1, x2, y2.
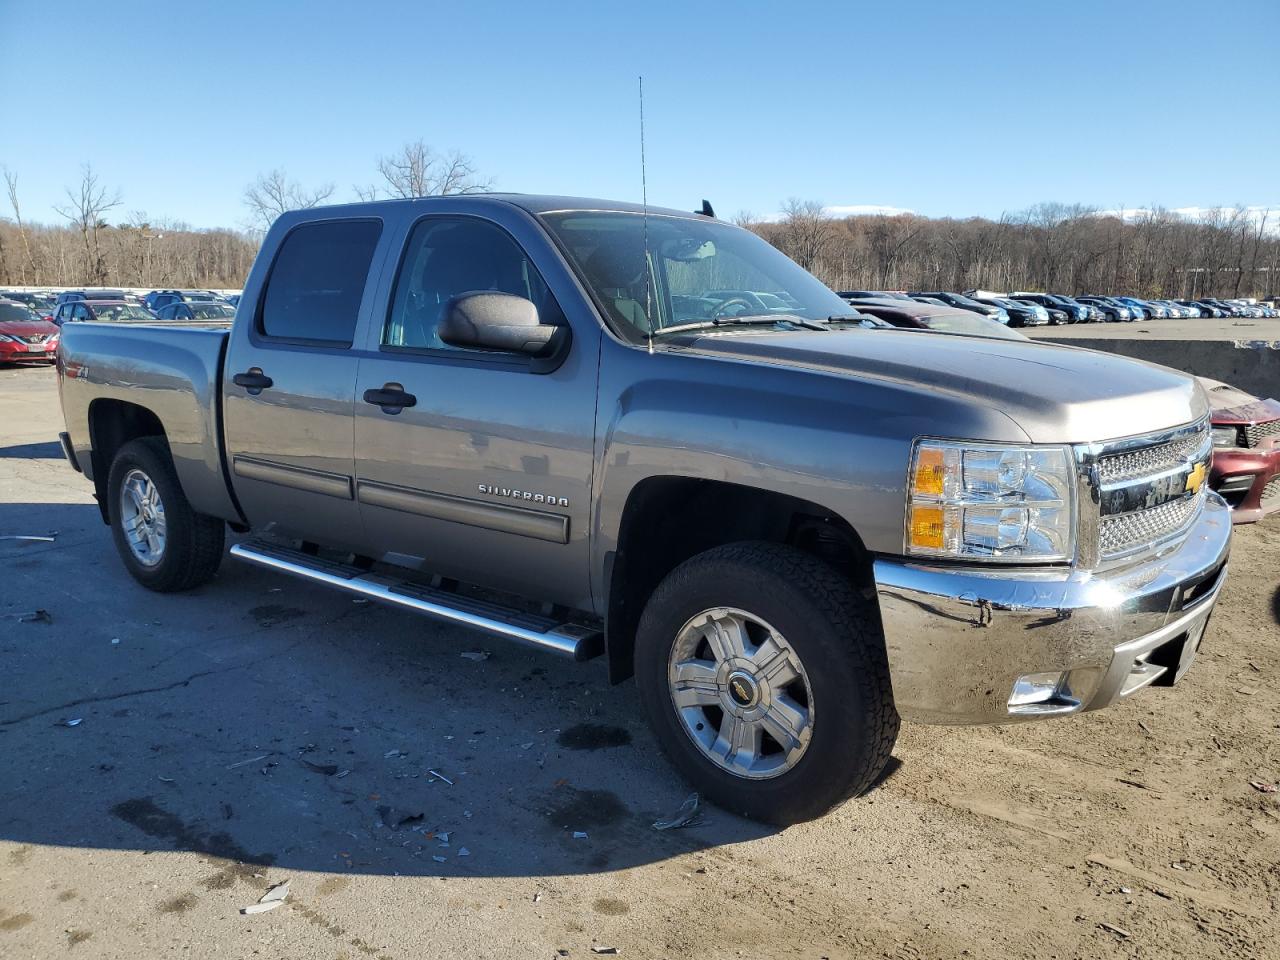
(1, 363, 1277, 959)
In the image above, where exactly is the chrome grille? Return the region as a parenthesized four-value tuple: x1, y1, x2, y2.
(20, 334, 50, 344)
(1096, 430, 1207, 484)
(1099, 488, 1205, 557)
(1244, 419, 1280, 448)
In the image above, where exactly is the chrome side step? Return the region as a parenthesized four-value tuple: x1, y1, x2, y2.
(230, 539, 602, 660)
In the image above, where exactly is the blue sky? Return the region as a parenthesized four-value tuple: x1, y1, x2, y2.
(2, 0, 1277, 229)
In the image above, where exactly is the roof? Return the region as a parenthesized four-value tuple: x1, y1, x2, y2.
(278, 193, 709, 223)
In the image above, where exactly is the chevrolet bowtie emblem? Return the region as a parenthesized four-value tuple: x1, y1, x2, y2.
(1185, 461, 1206, 495)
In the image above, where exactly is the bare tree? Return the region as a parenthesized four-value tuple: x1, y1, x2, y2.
(53, 164, 121, 284)
(777, 198, 835, 273)
(3, 168, 40, 284)
(242, 169, 335, 232)
(374, 141, 492, 199)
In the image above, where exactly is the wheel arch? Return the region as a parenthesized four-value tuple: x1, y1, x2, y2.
(87, 399, 168, 524)
(604, 475, 876, 683)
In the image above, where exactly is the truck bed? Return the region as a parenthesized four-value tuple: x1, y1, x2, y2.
(58, 321, 240, 523)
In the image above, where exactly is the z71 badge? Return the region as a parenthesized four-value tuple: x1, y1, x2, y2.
(477, 484, 569, 508)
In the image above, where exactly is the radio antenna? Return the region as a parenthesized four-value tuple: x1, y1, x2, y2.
(639, 75, 654, 352)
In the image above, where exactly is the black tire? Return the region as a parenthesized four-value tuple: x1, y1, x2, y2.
(107, 437, 225, 592)
(635, 542, 899, 825)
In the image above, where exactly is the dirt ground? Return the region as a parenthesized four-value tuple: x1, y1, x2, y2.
(1, 363, 1277, 960)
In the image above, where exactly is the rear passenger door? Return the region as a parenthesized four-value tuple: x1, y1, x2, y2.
(222, 217, 389, 551)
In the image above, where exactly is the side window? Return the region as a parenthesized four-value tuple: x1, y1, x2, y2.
(383, 218, 565, 352)
(72, 304, 89, 320)
(259, 219, 381, 345)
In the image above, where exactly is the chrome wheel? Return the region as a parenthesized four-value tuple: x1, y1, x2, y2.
(668, 607, 814, 780)
(119, 467, 167, 567)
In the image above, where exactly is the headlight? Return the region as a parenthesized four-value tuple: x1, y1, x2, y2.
(906, 440, 1076, 562)
(0, 333, 14, 342)
(1211, 425, 1240, 449)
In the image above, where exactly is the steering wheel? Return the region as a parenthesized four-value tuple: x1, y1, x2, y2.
(712, 296, 756, 319)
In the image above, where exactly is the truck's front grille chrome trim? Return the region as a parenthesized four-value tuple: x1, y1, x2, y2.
(1077, 417, 1212, 563)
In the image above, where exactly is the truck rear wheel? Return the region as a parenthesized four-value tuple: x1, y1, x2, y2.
(107, 437, 225, 592)
(635, 542, 898, 825)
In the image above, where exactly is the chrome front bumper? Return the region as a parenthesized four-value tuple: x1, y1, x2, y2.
(873, 492, 1232, 724)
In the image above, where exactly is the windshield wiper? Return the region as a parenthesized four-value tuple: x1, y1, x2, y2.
(651, 314, 828, 337)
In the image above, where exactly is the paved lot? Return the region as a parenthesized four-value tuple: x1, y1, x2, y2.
(1025, 316, 1280, 342)
(1, 363, 1277, 959)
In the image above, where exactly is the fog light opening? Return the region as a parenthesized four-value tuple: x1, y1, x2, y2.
(1008, 671, 1083, 716)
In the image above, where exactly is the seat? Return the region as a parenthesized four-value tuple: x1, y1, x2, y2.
(582, 245, 650, 334)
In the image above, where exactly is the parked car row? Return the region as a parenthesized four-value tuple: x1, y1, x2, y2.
(837, 288, 1277, 326)
(0, 288, 242, 325)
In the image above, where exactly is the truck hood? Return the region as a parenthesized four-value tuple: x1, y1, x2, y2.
(668, 328, 1206, 444)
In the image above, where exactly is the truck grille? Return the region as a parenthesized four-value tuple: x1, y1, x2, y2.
(1090, 419, 1211, 561)
(1244, 419, 1280, 448)
(1098, 488, 1205, 556)
(1096, 431, 1205, 484)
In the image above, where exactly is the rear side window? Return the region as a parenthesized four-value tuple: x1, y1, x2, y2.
(259, 219, 381, 344)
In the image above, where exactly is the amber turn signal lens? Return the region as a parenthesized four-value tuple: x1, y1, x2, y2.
(909, 505, 945, 550)
(913, 447, 946, 497)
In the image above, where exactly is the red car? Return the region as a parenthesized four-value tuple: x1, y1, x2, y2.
(0, 299, 60, 365)
(1202, 377, 1280, 523)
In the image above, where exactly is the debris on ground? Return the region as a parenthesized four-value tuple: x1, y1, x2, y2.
(157, 776, 175, 784)
(0, 534, 56, 542)
(653, 793, 703, 830)
(302, 760, 339, 776)
(111, 638, 121, 645)
(460, 650, 491, 661)
(19, 609, 53, 624)
(591, 947, 620, 955)
(1098, 922, 1131, 940)
(226, 754, 271, 770)
(572, 831, 588, 840)
(432, 855, 447, 863)
(427, 769, 453, 785)
(1249, 780, 1278, 793)
(377, 806, 425, 830)
(240, 879, 291, 915)
(384, 749, 405, 759)
(58, 718, 83, 728)
(457, 847, 470, 857)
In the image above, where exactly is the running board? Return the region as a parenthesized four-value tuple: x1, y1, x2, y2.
(230, 539, 603, 660)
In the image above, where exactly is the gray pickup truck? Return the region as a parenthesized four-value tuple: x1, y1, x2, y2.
(56, 195, 1231, 824)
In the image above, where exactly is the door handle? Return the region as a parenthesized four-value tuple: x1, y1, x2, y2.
(232, 369, 273, 393)
(363, 383, 417, 413)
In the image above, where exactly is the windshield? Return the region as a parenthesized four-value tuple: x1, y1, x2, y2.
(539, 211, 856, 338)
(90, 303, 154, 322)
(0, 303, 38, 322)
(189, 303, 235, 319)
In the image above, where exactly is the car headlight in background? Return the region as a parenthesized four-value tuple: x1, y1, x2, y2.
(1210, 425, 1241, 448)
(0, 334, 15, 342)
(906, 440, 1076, 562)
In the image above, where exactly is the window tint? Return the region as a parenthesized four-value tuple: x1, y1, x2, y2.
(260, 219, 381, 344)
(72, 304, 90, 320)
(383, 218, 564, 351)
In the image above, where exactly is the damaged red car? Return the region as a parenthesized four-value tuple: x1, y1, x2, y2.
(1201, 377, 1280, 523)
(0, 299, 60, 365)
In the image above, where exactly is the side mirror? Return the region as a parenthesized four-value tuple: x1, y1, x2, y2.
(439, 292, 565, 357)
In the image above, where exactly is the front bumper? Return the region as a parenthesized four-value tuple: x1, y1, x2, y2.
(0, 341, 57, 361)
(873, 491, 1232, 724)
(1210, 445, 1280, 523)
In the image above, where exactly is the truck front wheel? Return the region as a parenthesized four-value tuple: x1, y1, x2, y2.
(107, 437, 225, 592)
(635, 542, 899, 825)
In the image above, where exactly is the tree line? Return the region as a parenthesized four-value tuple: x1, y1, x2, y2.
(0, 141, 489, 288)
(750, 200, 1278, 300)
(3, 154, 1275, 300)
